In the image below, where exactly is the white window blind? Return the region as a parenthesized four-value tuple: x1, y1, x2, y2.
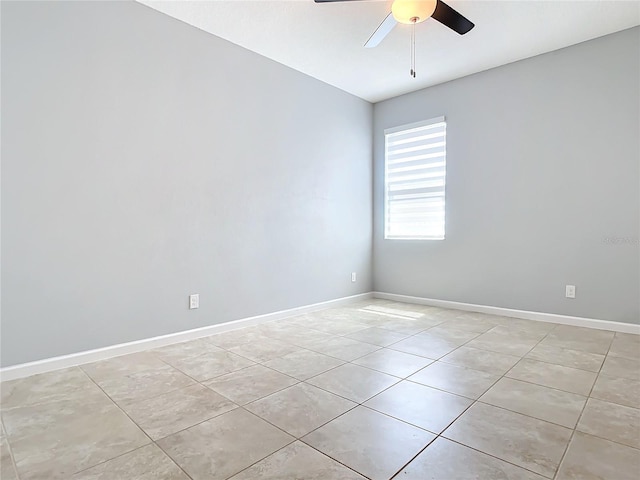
(384, 117, 446, 240)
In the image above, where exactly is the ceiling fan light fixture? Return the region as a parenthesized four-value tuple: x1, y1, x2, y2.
(391, 0, 437, 25)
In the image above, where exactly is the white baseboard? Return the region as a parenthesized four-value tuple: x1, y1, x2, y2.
(373, 292, 640, 335)
(4, 290, 636, 382)
(0, 292, 373, 382)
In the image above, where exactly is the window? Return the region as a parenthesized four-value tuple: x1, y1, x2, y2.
(384, 116, 446, 240)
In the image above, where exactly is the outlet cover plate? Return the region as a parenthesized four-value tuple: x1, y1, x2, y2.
(189, 294, 199, 309)
(565, 285, 576, 299)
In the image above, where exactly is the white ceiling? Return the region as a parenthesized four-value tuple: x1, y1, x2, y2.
(138, 0, 640, 103)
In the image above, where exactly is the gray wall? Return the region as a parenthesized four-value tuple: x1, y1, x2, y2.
(373, 27, 640, 324)
(1, 1, 373, 367)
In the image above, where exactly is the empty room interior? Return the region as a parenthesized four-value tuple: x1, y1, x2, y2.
(1, 0, 639, 479)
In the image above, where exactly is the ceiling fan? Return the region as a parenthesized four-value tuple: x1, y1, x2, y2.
(315, 0, 475, 77)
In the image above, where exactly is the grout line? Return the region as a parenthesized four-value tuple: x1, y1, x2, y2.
(77, 372, 156, 440)
(74, 370, 198, 478)
(435, 437, 556, 479)
(69, 443, 195, 479)
(0, 416, 21, 480)
(226, 325, 442, 478)
(386, 323, 559, 480)
(228, 406, 366, 480)
(228, 436, 371, 480)
(551, 332, 617, 479)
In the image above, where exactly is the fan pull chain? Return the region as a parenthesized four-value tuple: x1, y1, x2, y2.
(410, 17, 417, 78)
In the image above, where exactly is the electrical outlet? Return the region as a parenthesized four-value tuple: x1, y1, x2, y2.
(565, 285, 576, 299)
(189, 294, 199, 309)
(351, 272, 357, 282)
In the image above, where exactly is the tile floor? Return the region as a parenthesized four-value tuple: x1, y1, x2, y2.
(1, 300, 639, 479)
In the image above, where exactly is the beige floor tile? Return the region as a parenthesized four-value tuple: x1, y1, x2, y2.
(8, 400, 149, 479)
(308, 320, 370, 336)
(398, 437, 546, 480)
(2, 389, 118, 442)
(348, 299, 393, 308)
(1, 438, 18, 480)
(150, 337, 223, 363)
(279, 330, 336, 349)
(455, 310, 501, 323)
(279, 313, 317, 327)
(502, 317, 560, 335)
(556, 432, 640, 480)
(456, 312, 511, 324)
(205, 365, 297, 405)
(352, 349, 433, 378)
(345, 327, 409, 347)
(525, 343, 605, 372)
(207, 329, 266, 349)
(162, 350, 255, 382)
(82, 352, 168, 383)
(87, 363, 196, 408)
(465, 330, 540, 357)
(365, 381, 472, 433)
(541, 326, 614, 355)
(305, 307, 373, 326)
(443, 402, 572, 478)
(418, 306, 456, 317)
(577, 398, 640, 449)
(440, 346, 520, 375)
(336, 313, 383, 328)
(489, 324, 549, 339)
(228, 338, 302, 363)
(262, 349, 344, 380)
(507, 358, 597, 395)
(0, 367, 102, 410)
(229, 441, 366, 479)
(479, 377, 587, 428)
(305, 363, 399, 403)
(408, 361, 499, 399)
(389, 333, 463, 359)
(420, 325, 481, 343)
(245, 383, 356, 438)
(361, 305, 426, 319)
(255, 320, 312, 338)
(608, 332, 640, 360)
(414, 316, 453, 330)
(375, 318, 431, 335)
(302, 406, 435, 480)
(291, 310, 355, 325)
(122, 384, 237, 440)
(345, 315, 397, 329)
(305, 337, 380, 361)
(591, 374, 640, 408)
(259, 325, 336, 348)
(493, 319, 556, 337)
(600, 356, 640, 381)
(427, 307, 456, 317)
(71, 444, 188, 480)
(437, 317, 500, 333)
(158, 409, 293, 480)
(312, 306, 385, 322)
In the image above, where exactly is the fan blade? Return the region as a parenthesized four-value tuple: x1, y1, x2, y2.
(364, 12, 397, 48)
(432, 0, 474, 35)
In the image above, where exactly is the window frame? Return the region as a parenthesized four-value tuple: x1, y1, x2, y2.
(383, 116, 447, 241)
